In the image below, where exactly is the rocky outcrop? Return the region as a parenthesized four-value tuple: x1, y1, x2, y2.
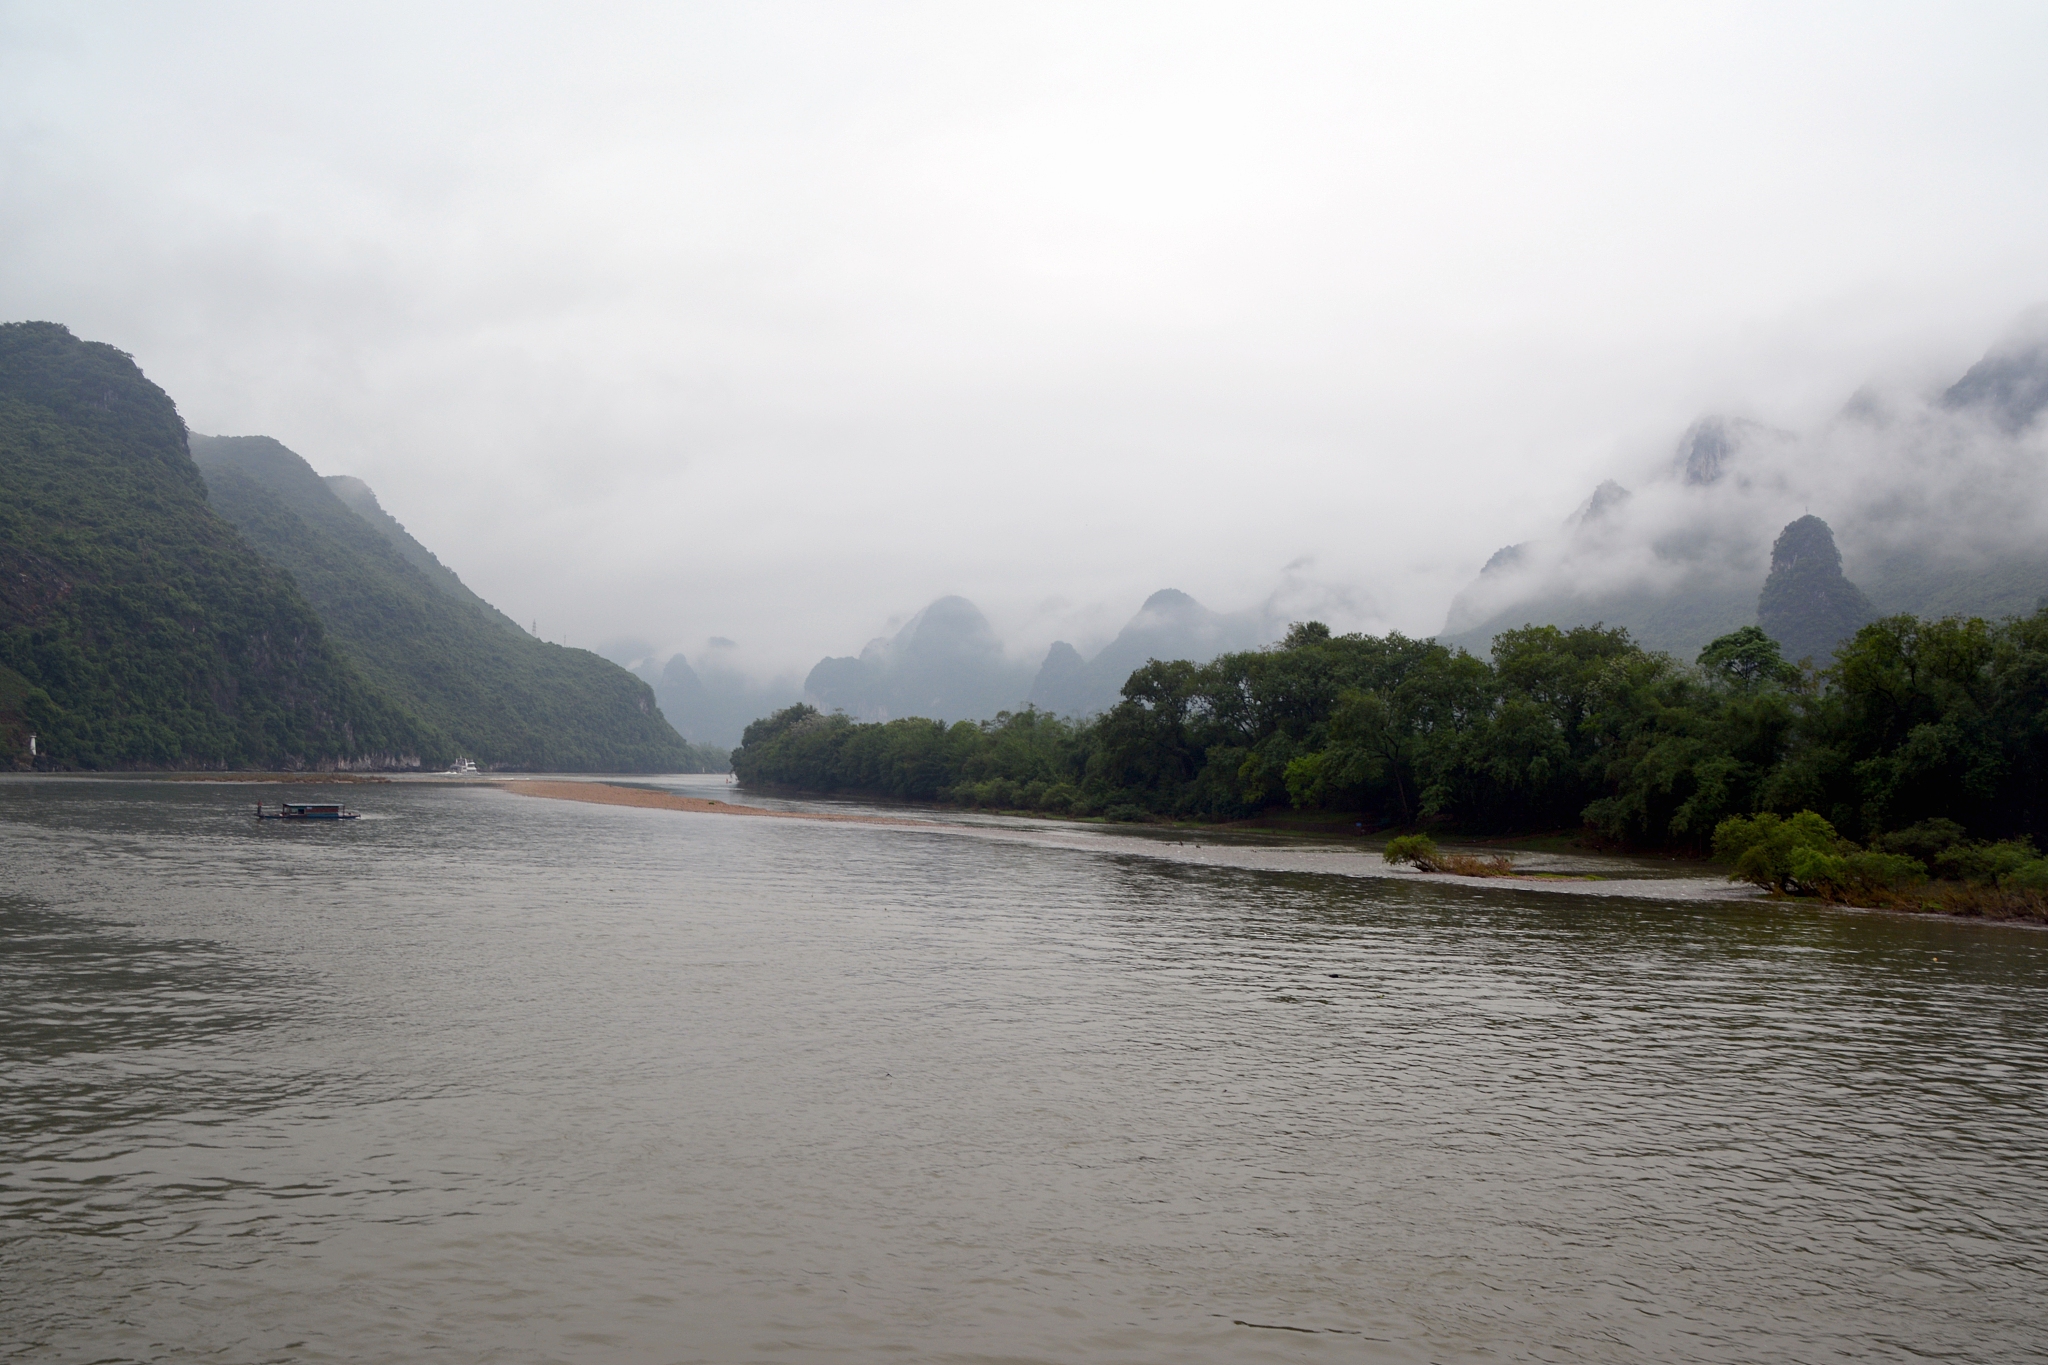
(1757, 516, 1876, 667)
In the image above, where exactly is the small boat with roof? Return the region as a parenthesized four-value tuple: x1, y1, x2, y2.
(255, 801, 359, 821)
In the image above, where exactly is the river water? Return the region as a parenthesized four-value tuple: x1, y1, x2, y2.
(3, 776, 2045, 1363)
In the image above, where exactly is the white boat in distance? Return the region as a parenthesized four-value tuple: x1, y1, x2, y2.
(444, 757, 479, 776)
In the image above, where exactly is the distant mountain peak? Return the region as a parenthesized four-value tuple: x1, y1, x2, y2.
(1941, 309, 2048, 433)
(1567, 480, 1631, 527)
(1675, 418, 1737, 486)
(1671, 416, 1793, 485)
(807, 594, 1031, 723)
(1757, 516, 1875, 667)
(1437, 312, 2048, 662)
(1040, 640, 1085, 668)
(1139, 588, 1198, 612)
(1767, 514, 1844, 575)
(1480, 543, 1527, 577)
(903, 595, 999, 650)
(1026, 588, 1264, 718)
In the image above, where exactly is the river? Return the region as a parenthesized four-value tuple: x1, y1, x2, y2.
(3, 775, 2044, 1363)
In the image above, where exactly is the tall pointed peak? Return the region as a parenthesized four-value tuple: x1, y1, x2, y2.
(1675, 418, 1736, 486)
(1758, 515, 1873, 666)
(1768, 514, 1844, 575)
(1568, 480, 1631, 527)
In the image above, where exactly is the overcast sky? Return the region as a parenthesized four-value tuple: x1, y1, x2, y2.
(4, 2, 2046, 675)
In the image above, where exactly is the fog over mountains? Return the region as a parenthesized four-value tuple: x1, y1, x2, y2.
(1026, 590, 1265, 717)
(10, 7, 2048, 697)
(1440, 315, 2048, 663)
(804, 597, 1034, 726)
(613, 315, 2048, 749)
(607, 588, 1273, 748)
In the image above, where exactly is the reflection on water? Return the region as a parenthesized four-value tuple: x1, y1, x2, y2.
(2, 775, 2045, 1363)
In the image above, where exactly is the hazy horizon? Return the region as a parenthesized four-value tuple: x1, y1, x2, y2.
(6, 3, 2047, 679)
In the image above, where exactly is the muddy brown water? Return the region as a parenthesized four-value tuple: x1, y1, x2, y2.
(3, 775, 2044, 1363)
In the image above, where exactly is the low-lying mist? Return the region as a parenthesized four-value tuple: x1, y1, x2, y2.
(1440, 313, 2048, 661)
(577, 312, 2048, 747)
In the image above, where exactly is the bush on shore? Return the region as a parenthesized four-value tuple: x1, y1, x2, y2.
(1382, 833, 1513, 877)
(1382, 834, 1445, 871)
(1714, 810, 2048, 921)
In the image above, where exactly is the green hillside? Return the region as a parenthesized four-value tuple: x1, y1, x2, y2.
(0, 321, 427, 769)
(1861, 549, 2048, 622)
(190, 435, 717, 772)
(323, 473, 523, 627)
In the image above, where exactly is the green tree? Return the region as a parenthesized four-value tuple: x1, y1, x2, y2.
(1698, 625, 1799, 689)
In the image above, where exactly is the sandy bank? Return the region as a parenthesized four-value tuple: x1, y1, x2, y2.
(498, 781, 1771, 902)
(501, 780, 929, 827)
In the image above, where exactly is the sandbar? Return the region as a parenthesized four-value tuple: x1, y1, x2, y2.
(498, 781, 1765, 902)
(502, 780, 928, 827)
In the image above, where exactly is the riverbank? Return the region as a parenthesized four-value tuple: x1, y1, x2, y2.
(1803, 882, 2048, 925)
(499, 779, 1764, 903)
(500, 779, 928, 827)
(498, 780, 2046, 927)
(689, 782, 2048, 927)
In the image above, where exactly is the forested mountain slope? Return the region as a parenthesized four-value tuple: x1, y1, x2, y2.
(322, 473, 521, 628)
(0, 321, 425, 769)
(191, 435, 713, 771)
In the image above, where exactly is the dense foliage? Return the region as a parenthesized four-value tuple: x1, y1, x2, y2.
(733, 612, 2048, 852)
(192, 436, 714, 772)
(0, 322, 426, 768)
(1713, 809, 2048, 920)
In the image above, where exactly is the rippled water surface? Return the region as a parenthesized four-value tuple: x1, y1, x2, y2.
(3, 776, 2046, 1363)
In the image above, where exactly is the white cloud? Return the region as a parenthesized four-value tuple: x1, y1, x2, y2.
(4, 1, 2047, 673)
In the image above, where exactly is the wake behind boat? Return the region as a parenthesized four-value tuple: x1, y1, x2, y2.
(255, 801, 359, 821)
